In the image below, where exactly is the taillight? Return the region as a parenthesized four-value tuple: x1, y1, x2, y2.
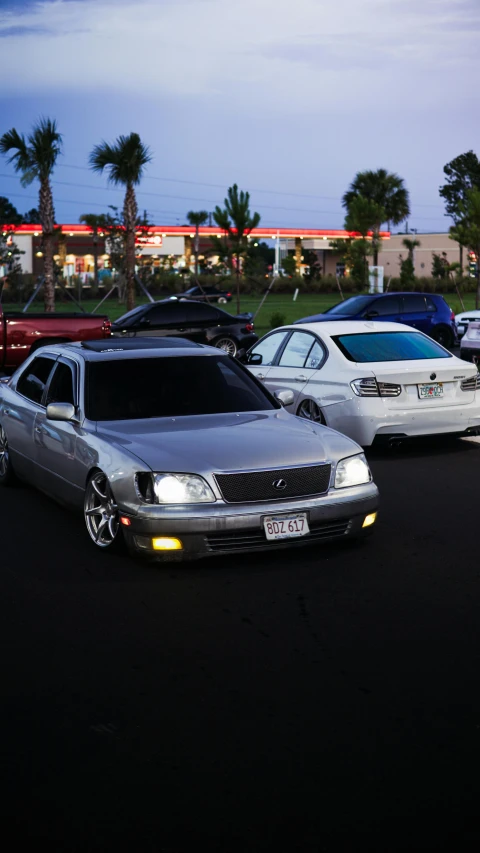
(351, 378, 402, 397)
(450, 310, 455, 321)
(102, 319, 112, 336)
(227, 292, 232, 297)
(245, 323, 254, 332)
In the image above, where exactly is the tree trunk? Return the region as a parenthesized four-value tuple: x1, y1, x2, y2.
(194, 225, 199, 278)
(476, 254, 480, 311)
(93, 232, 99, 288)
(236, 251, 241, 315)
(40, 178, 56, 312)
(123, 183, 138, 312)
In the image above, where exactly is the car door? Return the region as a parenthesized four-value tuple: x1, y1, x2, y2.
(398, 294, 430, 334)
(131, 302, 188, 337)
(362, 295, 402, 323)
(262, 331, 325, 411)
(244, 330, 291, 383)
(180, 302, 224, 344)
(33, 357, 85, 507)
(2, 353, 57, 482)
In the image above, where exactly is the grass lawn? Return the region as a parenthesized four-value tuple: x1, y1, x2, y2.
(1, 291, 477, 338)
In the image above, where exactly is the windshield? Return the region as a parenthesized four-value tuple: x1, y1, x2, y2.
(86, 355, 276, 420)
(333, 331, 452, 362)
(114, 305, 148, 327)
(325, 296, 375, 316)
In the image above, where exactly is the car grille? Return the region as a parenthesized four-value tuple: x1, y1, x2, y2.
(214, 464, 332, 503)
(205, 519, 351, 552)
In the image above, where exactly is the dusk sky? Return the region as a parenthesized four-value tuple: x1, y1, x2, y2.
(0, 0, 478, 232)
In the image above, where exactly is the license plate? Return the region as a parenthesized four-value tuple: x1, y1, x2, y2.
(264, 513, 309, 541)
(418, 383, 443, 399)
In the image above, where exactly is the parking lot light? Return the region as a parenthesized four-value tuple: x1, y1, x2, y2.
(152, 537, 183, 551)
(362, 513, 377, 528)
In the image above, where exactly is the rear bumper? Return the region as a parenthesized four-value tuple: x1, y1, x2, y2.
(121, 488, 379, 561)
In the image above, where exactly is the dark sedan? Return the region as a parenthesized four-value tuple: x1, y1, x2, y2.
(111, 299, 257, 356)
(178, 285, 232, 304)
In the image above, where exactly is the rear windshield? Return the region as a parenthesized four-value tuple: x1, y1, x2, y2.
(324, 296, 374, 315)
(332, 331, 452, 363)
(86, 355, 276, 420)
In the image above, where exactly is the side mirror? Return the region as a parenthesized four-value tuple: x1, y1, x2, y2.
(364, 311, 379, 320)
(46, 402, 77, 422)
(139, 317, 150, 326)
(248, 352, 263, 365)
(274, 389, 294, 407)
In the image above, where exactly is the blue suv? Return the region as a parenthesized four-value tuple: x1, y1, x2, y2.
(295, 292, 457, 348)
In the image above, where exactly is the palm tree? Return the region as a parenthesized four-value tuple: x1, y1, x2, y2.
(402, 237, 420, 264)
(89, 133, 151, 311)
(213, 184, 260, 314)
(344, 195, 385, 286)
(186, 210, 209, 277)
(343, 169, 411, 265)
(0, 117, 62, 312)
(79, 213, 108, 288)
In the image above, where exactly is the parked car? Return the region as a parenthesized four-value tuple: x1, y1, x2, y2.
(110, 299, 256, 356)
(0, 337, 378, 561)
(177, 285, 232, 304)
(243, 320, 480, 447)
(455, 310, 480, 338)
(295, 292, 457, 348)
(0, 301, 111, 373)
(460, 321, 480, 362)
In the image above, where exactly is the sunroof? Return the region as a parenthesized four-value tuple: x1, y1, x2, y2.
(81, 337, 201, 352)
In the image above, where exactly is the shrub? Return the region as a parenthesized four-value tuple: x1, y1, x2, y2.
(270, 311, 287, 329)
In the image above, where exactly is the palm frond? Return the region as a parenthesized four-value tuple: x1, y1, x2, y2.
(0, 127, 33, 181)
(89, 133, 152, 186)
(28, 117, 62, 180)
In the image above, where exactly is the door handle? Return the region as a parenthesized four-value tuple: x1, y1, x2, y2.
(295, 375, 307, 382)
(257, 373, 265, 380)
(4, 409, 11, 415)
(35, 426, 42, 434)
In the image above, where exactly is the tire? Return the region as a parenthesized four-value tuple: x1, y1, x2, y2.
(217, 297, 228, 304)
(297, 399, 326, 424)
(0, 423, 16, 486)
(84, 470, 124, 552)
(432, 326, 453, 348)
(213, 337, 237, 357)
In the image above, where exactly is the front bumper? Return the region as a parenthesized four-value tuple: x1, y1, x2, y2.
(121, 485, 379, 561)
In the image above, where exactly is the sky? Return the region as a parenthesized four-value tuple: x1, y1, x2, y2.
(0, 0, 478, 233)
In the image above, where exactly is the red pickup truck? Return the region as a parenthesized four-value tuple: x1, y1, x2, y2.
(0, 303, 111, 372)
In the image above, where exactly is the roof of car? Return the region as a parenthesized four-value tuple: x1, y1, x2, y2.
(280, 320, 421, 337)
(49, 337, 223, 361)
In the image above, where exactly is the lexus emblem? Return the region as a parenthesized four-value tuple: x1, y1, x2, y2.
(272, 479, 287, 490)
(430, 373, 437, 380)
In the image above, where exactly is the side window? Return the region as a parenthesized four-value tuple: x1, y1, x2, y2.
(248, 331, 289, 366)
(369, 297, 401, 316)
(425, 297, 437, 313)
(278, 332, 317, 368)
(45, 361, 75, 406)
(16, 356, 56, 405)
(305, 340, 325, 369)
(147, 304, 186, 325)
(402, 294, 426, 313)
(184, 303, 221, 323)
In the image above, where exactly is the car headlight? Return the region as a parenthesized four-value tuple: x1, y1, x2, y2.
(334, 454, 372, 489)
(136, 473, 216, 504)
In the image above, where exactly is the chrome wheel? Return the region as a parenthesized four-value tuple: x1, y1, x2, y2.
(0, 425, 11, 481)
(217, 297, 228, 304)
(84, 471, 120, 549)
(297, 399, 325, 424)
(214, 337, 237, 357)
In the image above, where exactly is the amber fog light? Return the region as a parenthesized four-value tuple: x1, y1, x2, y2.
(152, 537, 183, 551)
(362, 512, 377, 528)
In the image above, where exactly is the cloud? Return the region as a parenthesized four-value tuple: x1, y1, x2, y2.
(0, 0, 477, 114)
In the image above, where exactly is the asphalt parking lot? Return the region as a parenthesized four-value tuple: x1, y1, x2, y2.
(1, 435, 480, 851)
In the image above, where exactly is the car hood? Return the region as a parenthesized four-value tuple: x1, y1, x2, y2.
(95, 409, 361, 473)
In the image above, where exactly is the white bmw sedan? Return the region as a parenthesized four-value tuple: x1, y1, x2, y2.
(245, 320, 480, 447)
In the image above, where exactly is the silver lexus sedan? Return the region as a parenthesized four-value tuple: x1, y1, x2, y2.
(0, 338, 379, 561)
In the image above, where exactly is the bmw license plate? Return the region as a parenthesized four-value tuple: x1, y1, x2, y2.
(264, 513, 309, 540)
(418, 383, 443, 399)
